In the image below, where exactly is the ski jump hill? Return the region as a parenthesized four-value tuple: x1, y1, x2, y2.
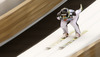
(18, 0, 100, 57)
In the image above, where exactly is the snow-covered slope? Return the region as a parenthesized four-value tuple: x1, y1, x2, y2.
(18, 0, 100, 57)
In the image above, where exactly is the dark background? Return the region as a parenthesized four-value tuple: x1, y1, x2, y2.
(0, 0, 95, 57)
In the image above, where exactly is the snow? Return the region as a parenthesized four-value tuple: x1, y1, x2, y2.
(18, 0, 100, 57)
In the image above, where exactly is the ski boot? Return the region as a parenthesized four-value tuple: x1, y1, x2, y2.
(63, 33, 69, 39)
(75, 33, 81, 38)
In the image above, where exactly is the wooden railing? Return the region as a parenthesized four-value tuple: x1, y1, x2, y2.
(0, 0, 62, 43)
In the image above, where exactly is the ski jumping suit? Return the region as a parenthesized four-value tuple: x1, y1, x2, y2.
(57, 5, 82, 37)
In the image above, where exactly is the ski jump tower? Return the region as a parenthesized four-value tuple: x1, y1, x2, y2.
(18, 0, 100, 57)
(0, 0, 100, 57)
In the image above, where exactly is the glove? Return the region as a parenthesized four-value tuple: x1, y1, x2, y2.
(57, 16, 61, 20)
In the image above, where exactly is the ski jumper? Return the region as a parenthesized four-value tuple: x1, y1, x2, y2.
(57, 5, 82, 37)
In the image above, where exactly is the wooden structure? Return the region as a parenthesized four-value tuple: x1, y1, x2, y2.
(0, 0, 62, 45)
(79, 40, 100, 57)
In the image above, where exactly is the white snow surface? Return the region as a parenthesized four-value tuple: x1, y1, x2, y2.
(18, 0, 100, 57)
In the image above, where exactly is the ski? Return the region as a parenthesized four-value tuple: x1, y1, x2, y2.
(59, 30, 88, 49)
(46, 31, 74, 50)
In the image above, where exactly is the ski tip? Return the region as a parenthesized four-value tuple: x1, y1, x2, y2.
(46, 47, 51, 50)
(62, 37, 66, 39)
(59, 47, 64, 50)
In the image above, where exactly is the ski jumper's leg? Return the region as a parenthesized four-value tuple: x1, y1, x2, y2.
(70, 17, 81, 35)
(70, 8, 82, 37)
(60, 20, 68, 37)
